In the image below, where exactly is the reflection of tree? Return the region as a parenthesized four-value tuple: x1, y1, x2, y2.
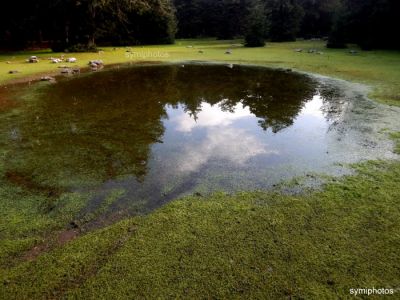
(6, 64, 318, 188)
(317, 84, 347, 125)
(6, 67, 172, 188)
(170, 65, 317, 133)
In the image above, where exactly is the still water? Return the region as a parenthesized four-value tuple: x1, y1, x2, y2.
(4, 63, 397, 215)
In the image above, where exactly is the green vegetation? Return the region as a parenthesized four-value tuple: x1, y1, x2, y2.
(391, 133, 400, 154)
(0, 40, 399, 298)
(1, 40, 400, 105)
(3, 0, 397, 51)
(1, 160, 400, 299)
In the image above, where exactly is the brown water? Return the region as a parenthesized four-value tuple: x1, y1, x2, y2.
(3, 63, 398, 216)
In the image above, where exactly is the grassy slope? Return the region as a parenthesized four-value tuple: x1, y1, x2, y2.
(0, 40, 400, 298)
(1, 161, 400, 299)
(1, 39, 400, 105)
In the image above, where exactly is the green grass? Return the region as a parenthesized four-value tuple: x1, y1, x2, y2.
(0, 39, 400, 298)
(1, 39, 400, 105)
(390, 133, 400, 154)
(1, 160, 399, 299)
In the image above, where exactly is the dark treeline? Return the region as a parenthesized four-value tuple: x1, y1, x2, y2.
(0, 0, 177, 51)
(0, 0, 398, 51)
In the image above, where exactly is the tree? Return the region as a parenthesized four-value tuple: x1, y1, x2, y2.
(328, 0, 400, 50)
(265, 0, 304, 42)
(0, 0, 176, 51)
(244, 0, 266, 47)
(298, 0, 341, 38)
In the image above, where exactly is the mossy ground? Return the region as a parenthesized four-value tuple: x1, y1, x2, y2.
(0, 40, 399, 299)
(1, 160, 400, 299)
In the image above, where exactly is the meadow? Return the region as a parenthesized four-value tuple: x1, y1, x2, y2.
(0, 39, 399, 299)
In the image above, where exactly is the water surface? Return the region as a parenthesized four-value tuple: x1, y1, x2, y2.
(4, 63, 398, 217)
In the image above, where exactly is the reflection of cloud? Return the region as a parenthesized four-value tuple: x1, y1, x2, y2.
(177, 127, 278, 173)
(173, 103, 252, 132)
(300, 95, 324, 119)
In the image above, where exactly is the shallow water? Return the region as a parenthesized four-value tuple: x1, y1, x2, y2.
(3, 63, 399, 216)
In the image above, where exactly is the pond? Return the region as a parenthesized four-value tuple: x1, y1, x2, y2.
(2, 63, 398, 219)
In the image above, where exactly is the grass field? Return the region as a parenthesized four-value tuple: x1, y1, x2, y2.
(0, 39, 400, 299)
(1, 39, 400, 105)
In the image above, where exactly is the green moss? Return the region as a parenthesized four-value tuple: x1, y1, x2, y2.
(1, 160, 400, 299)
(390, 132, 400, 154)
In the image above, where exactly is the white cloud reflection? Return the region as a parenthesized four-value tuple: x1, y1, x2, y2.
(300, 94, 324, 119)
(173, 102, 252, 132)
(169, 103, 278, 173)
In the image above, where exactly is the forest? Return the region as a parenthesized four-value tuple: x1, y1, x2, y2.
(0, 0, 398, 51)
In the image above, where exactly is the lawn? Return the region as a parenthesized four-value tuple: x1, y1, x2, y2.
(0, 39, 399, 299)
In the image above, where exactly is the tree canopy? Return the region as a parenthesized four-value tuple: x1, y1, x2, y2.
(0, 0, 398, 50)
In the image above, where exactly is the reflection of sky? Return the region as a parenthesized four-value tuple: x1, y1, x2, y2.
(95, 87, 400, 215)
(167, 103, 279, 173)
(176, 127, 275, 172)
(148, 94, 354, 188)
(159, 95, 334, 177)
(300, 95, 325, 119)
(171, 103, 253, 132)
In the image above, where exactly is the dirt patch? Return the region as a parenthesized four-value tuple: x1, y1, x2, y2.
(58, 229, 80, 244)
(23, 243, 50, 262)
(0, 86, 17, 111)
(5, 171, 62, 198)
(23, 229, 80, 261)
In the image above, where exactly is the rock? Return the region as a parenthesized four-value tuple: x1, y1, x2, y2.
(60, 68, 71, 74)
(66, 57, 77, 63)
(8, 70, 19, 74)
(40, 76, 55, 82)
(89, 60, 103, 66)
(28, 56, 39, 63)
(89, 60, 104, 71)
